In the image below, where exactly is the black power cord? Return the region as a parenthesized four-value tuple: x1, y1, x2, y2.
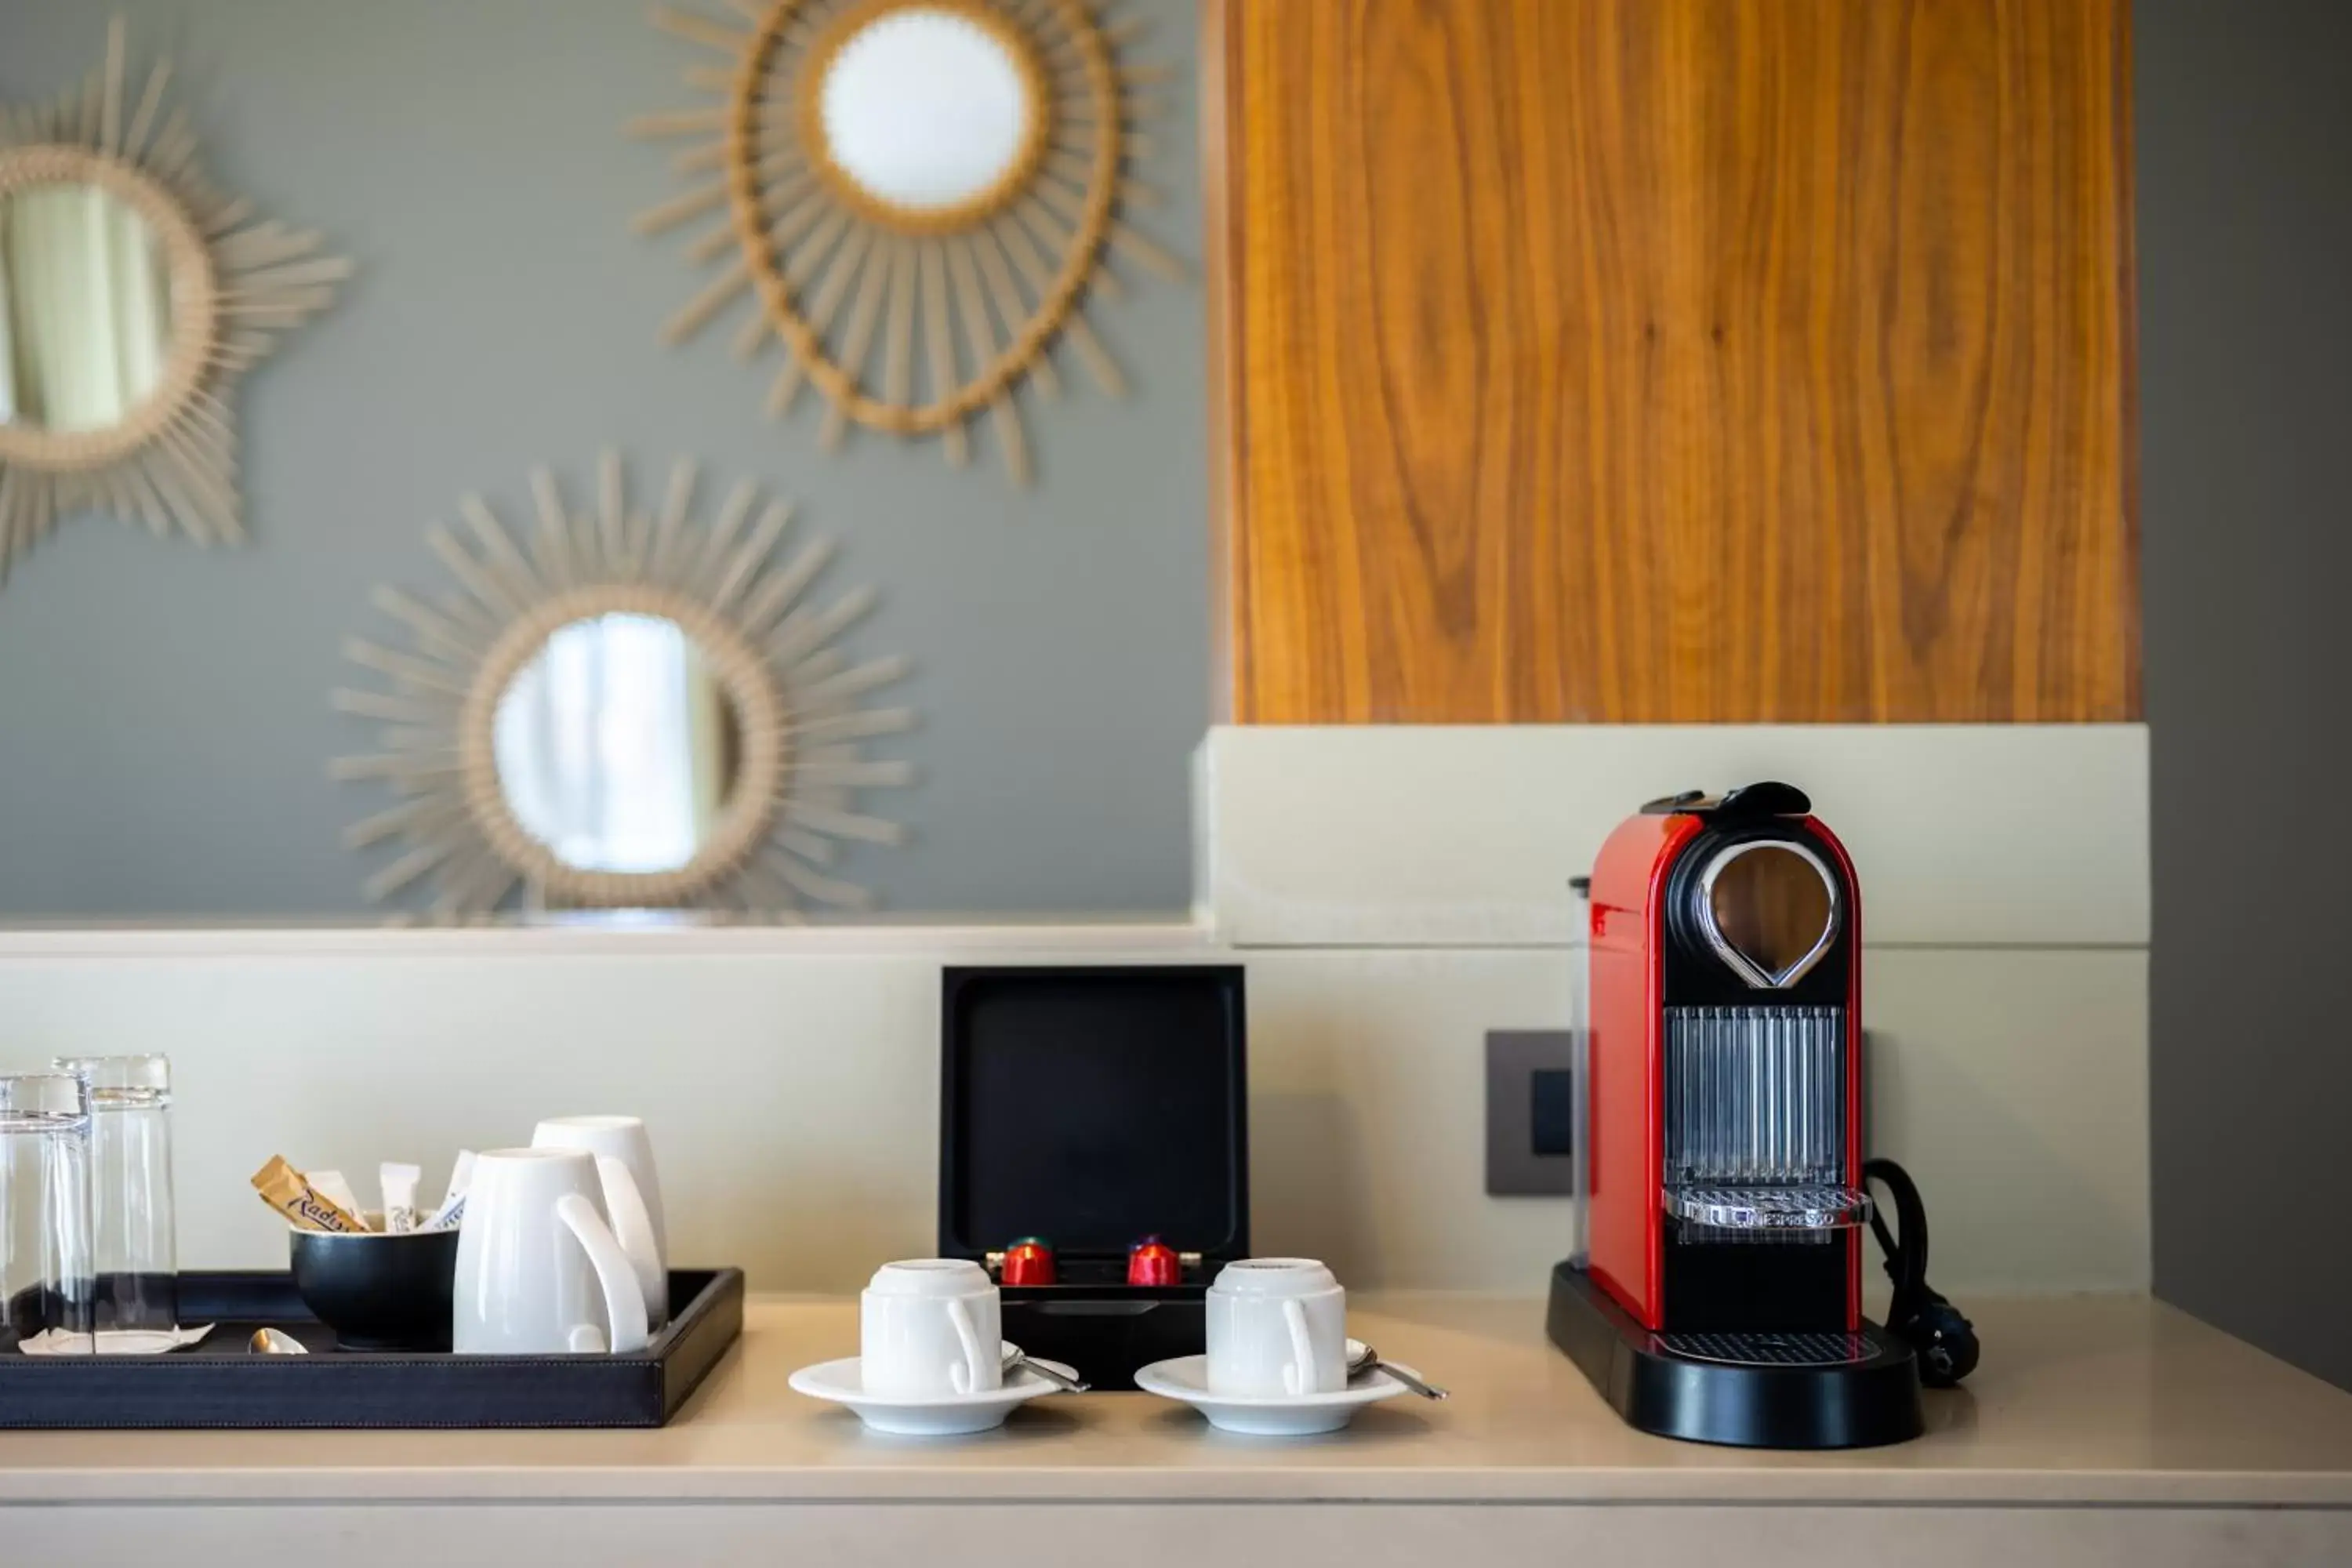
(1863, 1157, 1980, 1388)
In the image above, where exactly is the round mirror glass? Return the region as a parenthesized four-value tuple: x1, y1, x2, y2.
(0, 181, 176, 434)
(817, 5, 1036, 214)
(491, 612, 745, 875)
(1704, 844, 1838, 986)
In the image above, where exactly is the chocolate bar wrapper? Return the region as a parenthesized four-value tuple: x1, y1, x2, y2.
(250, 1154, 368, 1234)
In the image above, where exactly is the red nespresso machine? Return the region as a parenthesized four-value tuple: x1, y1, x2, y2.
(1546, 782, 1929, 1447)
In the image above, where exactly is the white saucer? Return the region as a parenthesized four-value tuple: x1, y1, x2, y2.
(1133, 1348, 1418, 1436)
(788, 1350, 1080, 1436)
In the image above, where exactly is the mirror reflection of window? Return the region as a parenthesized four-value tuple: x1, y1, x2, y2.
(0, 182, 174, 433)
(492, 613, 739, 876)
(817, 6, 1034, 213)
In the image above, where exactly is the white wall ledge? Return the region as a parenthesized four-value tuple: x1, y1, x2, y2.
(0, 918, 1215, 962)
(0, 922, 2148, 961)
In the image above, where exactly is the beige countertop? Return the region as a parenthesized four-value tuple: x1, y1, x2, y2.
(5, 1293, 2350, 1508)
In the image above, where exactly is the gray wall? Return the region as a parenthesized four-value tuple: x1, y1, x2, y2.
(0, 0, 1207, 919)
(2140, 0, 2352, 1388)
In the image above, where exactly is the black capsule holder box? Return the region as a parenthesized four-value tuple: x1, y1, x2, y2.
(0, 1269, 743, 1429)
(939, 964, 1248, 1391)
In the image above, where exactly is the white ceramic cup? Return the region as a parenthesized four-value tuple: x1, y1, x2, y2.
(452, 1148, 652, 1355)
(859, 1259, 1002, 1398)
(1205, 1258, 1347, 1397)
(532, 1115, 667, 1328)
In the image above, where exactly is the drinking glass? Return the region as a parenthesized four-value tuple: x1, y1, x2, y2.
(55, 1054, 176, 1332)
(0, 1073, 96, 1354)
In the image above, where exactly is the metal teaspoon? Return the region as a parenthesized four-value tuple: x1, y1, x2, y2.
(1000, 1344, 1091, 1393)
(1346, 1340, 1449, 1399)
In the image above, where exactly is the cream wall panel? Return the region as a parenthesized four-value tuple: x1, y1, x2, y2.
(0, 933, 2144, 1294)
(1199, 724, 2151, 948)
(1247, 949, 1574, 1287)
(1867, 948, 2150, 1294)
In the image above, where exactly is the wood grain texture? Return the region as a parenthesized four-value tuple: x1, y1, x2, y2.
(1215, 0, 2140, 723)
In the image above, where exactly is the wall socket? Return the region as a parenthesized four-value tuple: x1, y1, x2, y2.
(1485, 1030, 1578, 1196)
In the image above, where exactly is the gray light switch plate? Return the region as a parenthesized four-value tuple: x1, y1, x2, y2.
(1486, 1030, 1578, 1196)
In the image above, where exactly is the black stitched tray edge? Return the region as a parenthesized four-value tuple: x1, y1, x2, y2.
(0, 1268, 745, 1429)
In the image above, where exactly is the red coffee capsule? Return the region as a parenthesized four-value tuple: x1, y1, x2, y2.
(1002, 1236, 1056, 1286)
(1127, 1234, 1181, 1287)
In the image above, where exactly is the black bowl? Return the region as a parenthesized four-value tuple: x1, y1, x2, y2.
(288, 1221, 459, 1352)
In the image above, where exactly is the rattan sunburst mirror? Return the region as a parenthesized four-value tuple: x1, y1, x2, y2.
(0, 19, 349, 584)
(332, 453, 916, 921)
(626, 0, 1183, 485)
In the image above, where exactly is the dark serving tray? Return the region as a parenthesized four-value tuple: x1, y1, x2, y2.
(0, 1268, 743, 1429)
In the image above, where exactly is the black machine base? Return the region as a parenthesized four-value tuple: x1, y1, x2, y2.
(1546, 1260, 1924, 1449)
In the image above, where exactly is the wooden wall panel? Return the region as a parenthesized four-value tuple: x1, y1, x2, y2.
(1211, 0, 2140, 724)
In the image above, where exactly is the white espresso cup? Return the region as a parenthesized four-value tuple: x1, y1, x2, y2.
(452, 1148, 652, 1355)
(532, 1115, 667, 1328)
(860, 1259, 1002, 1399)
(1206, 1258, 1347, 1397)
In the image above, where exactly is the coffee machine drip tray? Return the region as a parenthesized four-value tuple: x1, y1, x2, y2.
(1659, 1329, 1887, 1368)
(1664, 1185, 1871, 1231)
